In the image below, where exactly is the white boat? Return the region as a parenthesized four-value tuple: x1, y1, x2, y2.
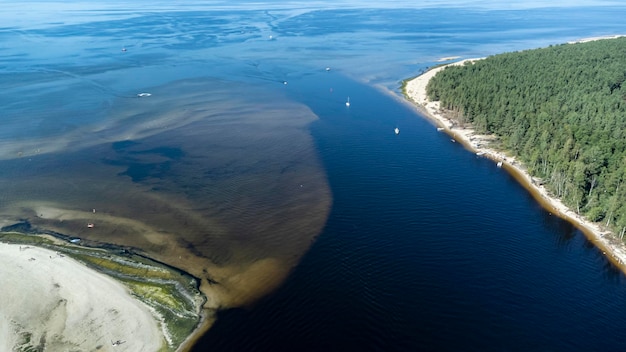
(497, 161, 503, 167)
(137, 92, 152, 97)
(394, 127, 400, 135)
(345, 97, 350, 107)
(325, 67, 331, 71)
(437, 127, 444, 131)
(476, 151, 486, 156)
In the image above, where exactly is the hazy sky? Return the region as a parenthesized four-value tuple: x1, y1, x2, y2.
(3, 0, 625, 17)
(2, 0, 623, 32)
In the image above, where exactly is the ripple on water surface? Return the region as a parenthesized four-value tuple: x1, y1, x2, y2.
(0, 78, 332, 310)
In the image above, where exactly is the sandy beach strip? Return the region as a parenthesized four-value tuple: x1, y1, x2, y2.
(404, 59, 626, 273)
(0, 242, 165, 352)
(567, 34, 625, 44)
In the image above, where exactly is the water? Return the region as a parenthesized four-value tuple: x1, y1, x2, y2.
(2, 1, 626, 351)
(193, 67, 626, 351)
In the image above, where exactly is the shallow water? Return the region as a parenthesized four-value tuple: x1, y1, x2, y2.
(0, 77, 331, 307)
(3, 1, 626, 350)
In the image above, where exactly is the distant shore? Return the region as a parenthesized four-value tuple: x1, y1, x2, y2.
(403, 55, 626, 274)
(567, 34, 625, 44)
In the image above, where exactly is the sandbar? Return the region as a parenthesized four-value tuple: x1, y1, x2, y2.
(436, 56, 461, 62)
(0, 242, 165, 351)
(404, 58, 626, 273)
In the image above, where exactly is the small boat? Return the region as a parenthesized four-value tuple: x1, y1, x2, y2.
(497, 161, 503, 167)
(476, 151, 486, 156)
(325, 67, 331, 71)
(437, 127, 445, 131)
(394, 127, 400, 135)
(345, 97, 350, 107)
(137, 92, 152, 97)
(451, 139, 456, 143)
(121, 48, 127, 52)
(87, 223, 94, 228)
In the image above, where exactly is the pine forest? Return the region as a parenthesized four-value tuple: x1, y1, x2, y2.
(426, 37, 626, 238)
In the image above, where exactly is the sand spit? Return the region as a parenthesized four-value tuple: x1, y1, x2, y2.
(568, 34, 625, 44)
(0, 242, 164, 352)
(404, 58, 626, 273)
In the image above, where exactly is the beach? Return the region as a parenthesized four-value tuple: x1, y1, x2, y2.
(404, 57, 626, 273)
(568, 34, 625, 44)
(0, 242, 165, 351)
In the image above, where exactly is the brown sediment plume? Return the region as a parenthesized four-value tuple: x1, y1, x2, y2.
(0, 78, 332, 348)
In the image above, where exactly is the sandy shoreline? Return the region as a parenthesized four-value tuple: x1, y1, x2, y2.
(567, 34, 625, 44)
(404, 58, 626, 274)
(0, 242, 165, 351)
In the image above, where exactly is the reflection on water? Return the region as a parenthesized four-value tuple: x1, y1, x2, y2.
(0, 78, 331, 309)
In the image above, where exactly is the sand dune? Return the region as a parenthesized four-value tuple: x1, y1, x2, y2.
(0, 242, 164, 352)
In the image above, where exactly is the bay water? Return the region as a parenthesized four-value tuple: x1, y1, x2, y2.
(2, 2, 626, 350)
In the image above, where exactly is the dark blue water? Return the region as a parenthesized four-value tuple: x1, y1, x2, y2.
(3, 2, 626, 351)
(193, 64, 626, 351)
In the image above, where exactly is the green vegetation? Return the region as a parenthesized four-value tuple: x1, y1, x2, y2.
(0, 232, 204, 351)
(425, 37, 626, 237)
(0, 231, 55, 246)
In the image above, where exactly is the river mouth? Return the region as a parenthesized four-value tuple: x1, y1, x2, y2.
(0, 78, 331, 309)
(5, 3, 626, 351)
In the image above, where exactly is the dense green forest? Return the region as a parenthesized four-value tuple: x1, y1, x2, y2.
(426, 37, 626, 238)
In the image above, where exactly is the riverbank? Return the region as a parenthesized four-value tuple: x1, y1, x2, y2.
(0, 232, 204, 352)
(403, 57, 626, 274)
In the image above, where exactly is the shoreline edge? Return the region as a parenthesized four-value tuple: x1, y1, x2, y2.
(403, 56, 626, 275)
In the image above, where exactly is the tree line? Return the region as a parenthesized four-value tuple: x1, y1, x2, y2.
(426, 37, 626, 238)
